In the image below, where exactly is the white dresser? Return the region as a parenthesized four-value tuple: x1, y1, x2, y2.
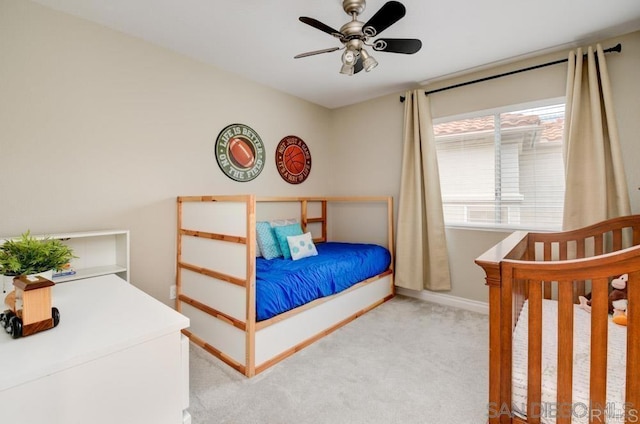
(0, 274, 190, 424)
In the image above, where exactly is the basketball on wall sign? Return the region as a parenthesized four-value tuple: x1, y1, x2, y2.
(215, 123, 265, 182)
(275, 135, 312, 184)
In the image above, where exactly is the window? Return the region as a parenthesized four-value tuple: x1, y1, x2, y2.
(433, 102, 565, 231)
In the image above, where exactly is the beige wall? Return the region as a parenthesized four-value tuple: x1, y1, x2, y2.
(0, 0, 332, 304)
(327, 93, 405, 246)
(332, 30, 640, 303)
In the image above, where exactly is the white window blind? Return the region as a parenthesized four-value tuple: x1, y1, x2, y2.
(434, 103, 565, 231)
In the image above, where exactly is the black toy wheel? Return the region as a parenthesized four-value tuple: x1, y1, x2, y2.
(52, 307, 60, 327)
(0, 310, 10, 329)
(8, 315, 22, 339)
(2, 311, 15, 333)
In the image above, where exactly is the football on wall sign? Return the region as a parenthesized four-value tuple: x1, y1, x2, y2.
(276, 136, 312, 184)
(215, 123, 265, 182)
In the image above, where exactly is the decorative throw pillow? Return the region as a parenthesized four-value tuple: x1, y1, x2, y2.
(256, 221, 281, 260)
(255, 239, 262, 258)
(273, 223, 304, 259)
(287, 232, 318, 261)
(269, 217, 298, 227)
(256, 218, 296, 257)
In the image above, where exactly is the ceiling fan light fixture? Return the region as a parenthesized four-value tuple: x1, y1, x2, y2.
(339, 63, 355, 75)
(360, 49, 378, 72)
(341, 47, 359, 66)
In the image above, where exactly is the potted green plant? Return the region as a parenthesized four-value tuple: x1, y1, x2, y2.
(0, 231, 75, 278)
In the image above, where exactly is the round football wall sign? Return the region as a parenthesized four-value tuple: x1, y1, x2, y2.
(276, 135, 312, 184)
(215, 123, 265, 182)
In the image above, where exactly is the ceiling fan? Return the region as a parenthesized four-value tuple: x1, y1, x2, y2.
(294, 0, 422, 75)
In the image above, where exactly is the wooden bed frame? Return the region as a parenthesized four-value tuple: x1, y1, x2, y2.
(476, 215, 640, 424)
(175, 195, 394, 377)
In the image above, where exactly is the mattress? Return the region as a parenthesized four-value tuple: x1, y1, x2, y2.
(512, 299, 628, 424)
(255, 242, 391, 321)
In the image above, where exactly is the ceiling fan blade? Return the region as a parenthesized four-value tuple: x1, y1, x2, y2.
(294, 47, 341, 59)
(373, 38, 422, 54)
(299, 17, 343, 38)
(362, 1, 406, 37)
(354, 57, 364, 74)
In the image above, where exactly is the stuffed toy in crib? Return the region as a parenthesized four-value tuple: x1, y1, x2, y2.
(578, 273, 628, 326)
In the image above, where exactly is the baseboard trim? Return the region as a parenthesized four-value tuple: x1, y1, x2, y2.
(395, 287, 489, 315)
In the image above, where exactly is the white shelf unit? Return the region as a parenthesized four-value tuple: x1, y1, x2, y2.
(1, 230, 129, 290)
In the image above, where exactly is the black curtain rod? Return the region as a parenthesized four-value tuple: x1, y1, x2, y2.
(399, 43, 622, 102)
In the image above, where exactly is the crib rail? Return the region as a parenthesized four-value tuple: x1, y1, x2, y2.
(476, 215, 640, 424)
(526, 216, 640, 303)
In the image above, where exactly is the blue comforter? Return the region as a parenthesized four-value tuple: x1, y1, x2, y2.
(256, 242, 391, 321)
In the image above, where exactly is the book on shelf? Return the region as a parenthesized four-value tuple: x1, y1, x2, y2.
(53, 268, 76, 278)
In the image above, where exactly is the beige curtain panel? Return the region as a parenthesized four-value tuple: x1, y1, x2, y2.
(563, 44, 631, 231)
(395, 90, 451, 291)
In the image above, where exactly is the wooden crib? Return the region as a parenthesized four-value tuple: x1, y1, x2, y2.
(476, 215, 640, 424)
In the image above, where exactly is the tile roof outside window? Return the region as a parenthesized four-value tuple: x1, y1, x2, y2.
(433, 102, 565, 230)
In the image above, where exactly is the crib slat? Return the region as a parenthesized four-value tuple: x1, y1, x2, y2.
(577, 238, 585, 259)
(543, 243, 552, 299)
(528, 280, 543, 424)
(544, 281, 552, 300)
(573, 280, 586, 304)
(589, 278, 608, 424)
(544, 242, 551, 261)
(594, 234, 603, 256)
(575, 240, 586, 310)
(613, 229, 622, 251)
(542, 244, 552, 302)
(627, 271, 640, 424)
(559, 241, 567, 260)
(556, 281, 574, 424)
(571, 239, 586, 303)
(633, 226, 640, 246)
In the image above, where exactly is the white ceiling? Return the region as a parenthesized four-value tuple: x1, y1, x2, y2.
(31, 0, 640, 109)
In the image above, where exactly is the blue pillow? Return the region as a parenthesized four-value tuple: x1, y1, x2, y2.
(273, 223, 303, 259)
(256, 221, 281, 260)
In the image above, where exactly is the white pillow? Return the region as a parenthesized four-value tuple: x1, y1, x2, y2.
(287, 232, 318, 261)
(270, 217, 298, 227)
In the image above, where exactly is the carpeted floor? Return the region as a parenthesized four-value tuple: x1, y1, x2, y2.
(188, 295, 489, 424)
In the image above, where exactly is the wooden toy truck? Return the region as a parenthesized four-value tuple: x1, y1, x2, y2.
(0, 275, 60, 338)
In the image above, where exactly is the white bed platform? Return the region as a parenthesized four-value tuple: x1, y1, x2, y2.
(176, 195, 395, 377)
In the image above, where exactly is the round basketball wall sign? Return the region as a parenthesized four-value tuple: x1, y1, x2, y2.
(215, 123, 265, 182)
(276, 135, 312, 184)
